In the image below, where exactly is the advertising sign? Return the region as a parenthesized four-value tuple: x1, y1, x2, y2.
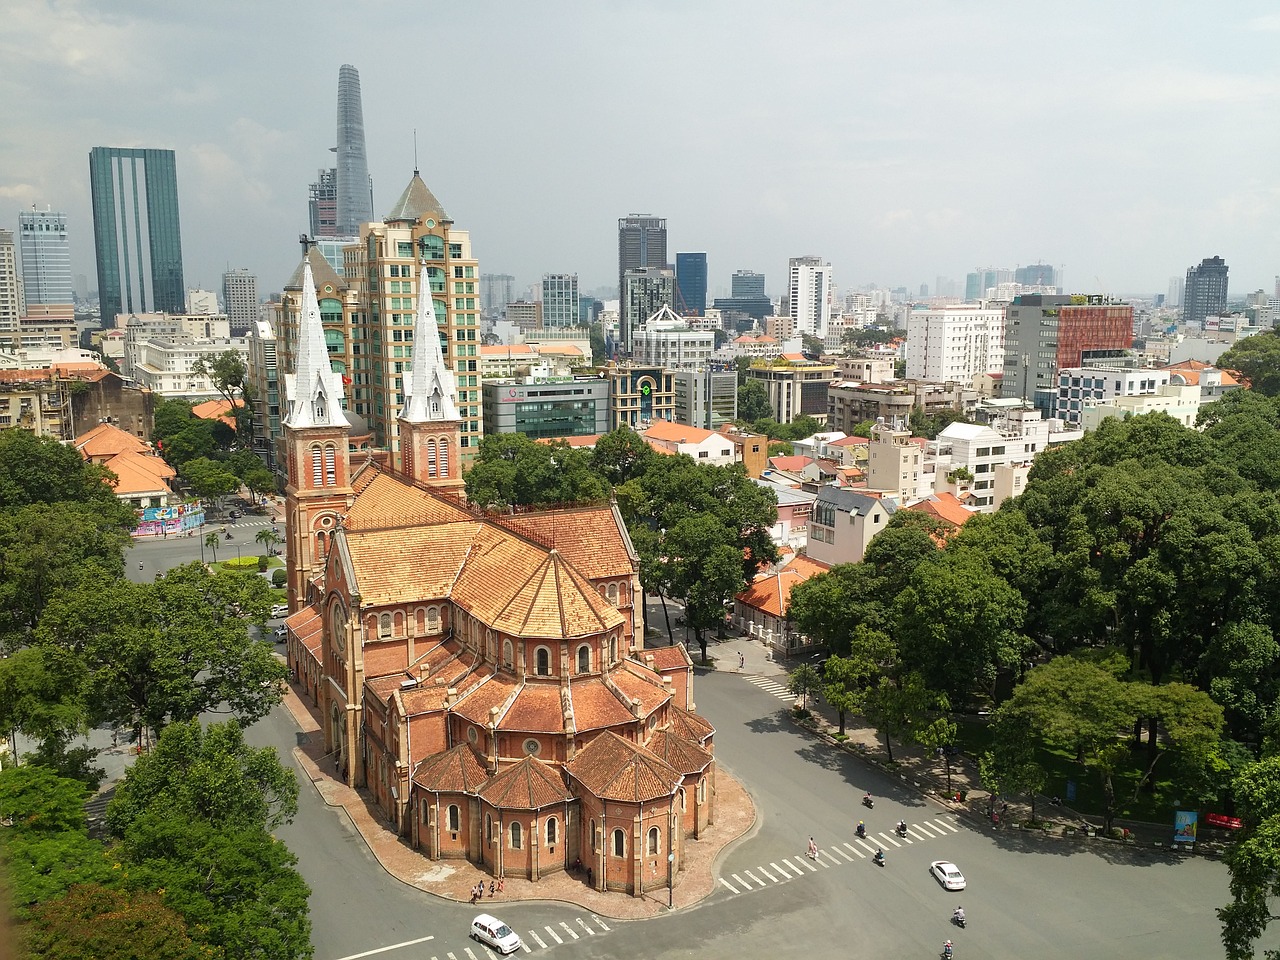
(1173, 810, 1198, 843)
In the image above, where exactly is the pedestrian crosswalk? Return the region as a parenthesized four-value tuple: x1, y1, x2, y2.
(743, 675, 799, 702)
(428, 915, 611, 959)
(716, 816, 961, 897)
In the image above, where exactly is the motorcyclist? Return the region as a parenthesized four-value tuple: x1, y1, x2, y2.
(856, 820, 866, 838)
(138, 561, 144, 571)
(943, 940, 954, 958)
(863, 793, 873, 807)
(897, 819, 907, 835)
(953, 906, 965, 923)
(872, 847, 884, 864)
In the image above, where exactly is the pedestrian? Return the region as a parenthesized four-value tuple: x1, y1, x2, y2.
(489, 881, 495, 897)
(497, 878, 504, 894)
(807, 837, 818, 860)
(738, 652, 745, 671)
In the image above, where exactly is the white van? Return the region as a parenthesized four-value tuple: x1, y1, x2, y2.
(470, 914, 522, 955)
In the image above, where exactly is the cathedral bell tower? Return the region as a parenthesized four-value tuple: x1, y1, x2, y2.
(282, 245, 354, 611)
(397, 241, 464, 491)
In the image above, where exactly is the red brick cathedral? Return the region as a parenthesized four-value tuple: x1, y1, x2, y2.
(281, 249, 715, 895)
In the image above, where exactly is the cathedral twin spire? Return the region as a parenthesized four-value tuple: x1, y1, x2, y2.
(284, 253, 347, 431)
(400, 246, 460, 425)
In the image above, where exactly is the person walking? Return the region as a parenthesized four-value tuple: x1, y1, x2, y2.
(807, 837, 818, 860)
(738, 651, 745, 671)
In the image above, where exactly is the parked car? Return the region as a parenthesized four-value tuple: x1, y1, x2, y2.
(930, 860, 967, 891)
(227, 509, 240, 520)
(273, 626, 287, 642)
(271, 604, 289, 618)
(470, 915, 521, 955)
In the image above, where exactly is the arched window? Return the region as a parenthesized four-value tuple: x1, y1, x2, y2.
(311, 445, 323, 485)
(447, 804, 460, 833)
(607, 583, 618, 606)
(611, 828, 626, 858)
(510, 821, 523, 850)
(546, 816, 558, 846)
(591, 820, 600, 852)
(535, 647, 551, 676)
(438, 436, 449, 477)
(678, 787, 687, 812)
(609, 636, 617, 663)
(324, 444, 336, 485)
(486, 813, 493, 843)
(379, 614, 392, 639)
(697, 778, 707, 803)
(425, 439, 437, 478)
(576, 645, 590, 674)
(420, 235, 445, 260)
(421, 799, 429, 822)
(426, 606, 440, 633)
(503, 640, 513, 670)
(647, 827, 660, 855)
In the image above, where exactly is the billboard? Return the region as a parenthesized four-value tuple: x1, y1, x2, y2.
(1173, 810, 1198, 843)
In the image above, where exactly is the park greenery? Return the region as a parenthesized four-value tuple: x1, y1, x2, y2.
(0, 431, 304, 955)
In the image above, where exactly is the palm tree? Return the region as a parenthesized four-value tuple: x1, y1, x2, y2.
(255, 528, 282, 556)
(204, 531, 220, 563)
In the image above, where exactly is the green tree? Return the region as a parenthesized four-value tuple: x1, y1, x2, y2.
(151, 398, 195, 445)
(242, 466, 275, 503)
(737, 379, 771, 422)
(788, 662, 820, 711)
(464, 433, 607, 509)
(1216, 329, 1280, 396)
(788, 565, 894, 658)
(36, 563, 284, 742)
(0, 430, 127, 511)
(665, 513, 745, 663)
(157, 418, 220, 468)
(821, 643, 891, 735)
(1219, 754, 1280, 960)
(193, 350, 252, 445)
(863, 670, 943, 763)
(588, 322, 608, 364)
(590, 427, 655, 486)
(0, 647, 100, 787)
(23, 883, 202, 960)
(912, 698, 959, 793)
(181, 457, 240, 511)
(980, 705, 1048, 820)
(256, 527, 283, 557)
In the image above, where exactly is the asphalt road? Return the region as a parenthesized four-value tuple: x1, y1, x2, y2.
(241, 666, 1229, 960)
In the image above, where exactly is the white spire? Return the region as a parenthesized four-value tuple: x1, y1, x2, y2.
(400, 256, 460, 424)
(284, 253, 346, 430)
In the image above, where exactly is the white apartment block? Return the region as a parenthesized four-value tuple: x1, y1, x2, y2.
(129, 336, 249, 400)
(730, 334, 782, 361)
(905, 304, 1004, 382)
(788, 256, 832, 337)
(632, 305, 714, 368)
(1056, 366, 1171, 425)
(926, 409, 1051, 512)
(1080, 383, 1201, 432)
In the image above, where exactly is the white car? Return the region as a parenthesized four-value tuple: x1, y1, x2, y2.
(930, 860, 966, 890)
(271, 603, 289, 618)
(471, 914, 522, 955)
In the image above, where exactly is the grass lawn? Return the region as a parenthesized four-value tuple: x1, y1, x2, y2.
(955, 719, 1181, 825)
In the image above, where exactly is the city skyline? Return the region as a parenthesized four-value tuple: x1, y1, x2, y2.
(3, 3, 1279, 302)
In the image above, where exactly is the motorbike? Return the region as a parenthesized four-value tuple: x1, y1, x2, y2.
(872, 851, 885, 867)
(952, 912, 966, 929)
(942, 944, 954, 959)
(862, 795, 874, 809)
(224, 531, 233, 540)
(896, 822, 908, 837)
(855, 824, 866, 839)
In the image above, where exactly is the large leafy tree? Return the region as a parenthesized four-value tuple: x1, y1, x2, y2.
(590, 426, 656, 487)
(193, 349, 253, 446)
(821, 631, 893, 735)
(1216, 329, 1280, 396)
(0, 647, 101, 787)
(181, 457, 240, 510)
(35, 563, 284, 742)
(464, 432, 608, 509)
(0, 430, 127, 512)
(23, 883, 201, 960)
(787, 563, 894, 657)
(1219, 754, 1280, 960)
(863, 670, 946, 763)
(737, 379, 771, 422)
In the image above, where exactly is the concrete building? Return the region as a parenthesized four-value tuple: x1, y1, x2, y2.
(606, 363, 675, 430)
(675, 252, 707, 315)
(632, 306, 714, 369)
(806, 486, 897, 567)
(834, 356, 895, 384)
(334, 64, 375, 237)
(905, 303, 1005, 382)
(541, 273, 579, 327)
(1002, 294, 1134, 413)
(729, 334, 782, 361)
(1183, 256, 1229, 328)
(1080, 382, 1201, 432)
(307, 167, 339, 238)
(480, 273, 516, 317)
(17, 209, 72, 306)
(622, 267, 675, 356)
(245, 318, 280, 466)
(926, 409, 1052, 512)
(222, 268, 259, 336)
(864, 420, 928, 501)
(185, 289, 219, 316)
(1055, 364, 1171, 425)
(482, 373, 610, 439)
(505, 300, 543, 330)
(0, 230, 23, 334)
(121, 312, 231, 377)
(787, 256, 832, 337)
(88, 147, 185, 325)
(825, 379, 977, 435)
(129, 335, 250, 400)
(642, 420, 739, 467)
(672, 367, 737, 430)
(747, 356, 837, 424)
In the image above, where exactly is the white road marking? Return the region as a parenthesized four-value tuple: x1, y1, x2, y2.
(842, 842, 866, 859)
(756, 864, 778, 882)
(559, 922, 579, 940)
(329, 935, 437, 960)
(462, 949, 480, 960)
(830, 845, 855, 862)
(934, 818, 960, 833)
(913, 822, 938, 837)
(814, 850, 836, 867)
(528, 931, 547, 949)
(745, 868, 766, 884)
(771, 860, 793, 877)
(793, 856, 818, 872)
(576, 918, 595, 935)
(732, 872, 752, 888)
(544, 927, 563, 945)
(907, 826, 932, 841)
(878, 832, 902, 847)
(852, 837, 879, 854)
(519, 941, 531, 954)
(593, 917, 610, 931)
(720, 876, 740, 894)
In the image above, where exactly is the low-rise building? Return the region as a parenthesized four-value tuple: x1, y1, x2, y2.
(673, 367, 737, 430)
(732, 556, 829, 659)
(834, 356, 895, 384)
(806, 486, 897, 566)
(607, 363, 676, 430)
(729, 334, 782, 361)
(826, 379, 978, 435)
(926, 409, 1053, 511)
(715, 424, 769, 478)
(482, 373, 611, 439)
(128, 335, 250, 400)
(642, 420, 739, 467)
(746, 355, 836, 424)
(1080, 382, 1201, 431)
(632, 306, 715, 369)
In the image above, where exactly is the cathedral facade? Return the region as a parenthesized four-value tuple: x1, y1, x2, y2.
(280, 247, 715, 896)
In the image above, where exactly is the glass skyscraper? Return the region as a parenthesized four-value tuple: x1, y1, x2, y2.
(88, 147, 185, 324)
(541, 273, 580, 327)
(675, 252, 707, 315)
(17, 209, 72, 305)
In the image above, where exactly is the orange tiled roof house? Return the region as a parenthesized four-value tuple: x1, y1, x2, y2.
(281, 252, 715, 896)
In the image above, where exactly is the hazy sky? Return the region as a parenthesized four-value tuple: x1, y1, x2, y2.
(4, 1, 1279, 303)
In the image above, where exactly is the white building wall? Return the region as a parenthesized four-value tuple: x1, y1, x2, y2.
(905, 304, 1005, 382)
(788, 257, 832, 337)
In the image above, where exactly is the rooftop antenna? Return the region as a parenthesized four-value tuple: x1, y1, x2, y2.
(413, 129, 419, 177)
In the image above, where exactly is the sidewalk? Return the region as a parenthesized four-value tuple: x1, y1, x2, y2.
(277, 679, 757, 918)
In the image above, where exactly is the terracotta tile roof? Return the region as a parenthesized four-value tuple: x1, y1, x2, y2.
(644, 646, 693, 672)
(782, 555, 831, 579)
(568, 677, 635, 732)
(646, 729, 713, 776)
(101, 451, 176, 495)
(479, 756, 573, 809)
(668, 705, 715, 746)
(735, 569, 806, 618)
(454, 530, 625, 639)
(494, 503, 635, 580)
(535, 344, 584, 356)
(344, 521, 480, 605)
(190, 398, 243, 424)
(566, 731, 682, 803)
(643, 420, 717, 445)
(74, 422, 151, 458)
(412, 744, 489, 794)
(534, 434, 602, 449)
(400, 683, 451, 715)
(829, 436, 870, 446)
(345, 468, 472, 530)
(286, 607, 323, 654)
(366, 673, 412, 707)
(612, 666, 671, 716)
(907, 492, 977, 529)
(452, 674, 520, 726)
(769, 455, 813, 472)
(501, 682, 569, 733)
(479, 344, 538, 358)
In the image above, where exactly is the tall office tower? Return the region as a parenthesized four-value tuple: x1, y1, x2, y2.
(732, 270, 766, 298)
(308, 168, 339, 238)
(0, 230, 25, 333)
(904, 304, 1005, 381)
(541, 273, 579, 327)
(622, 267, 675, 355)
(223, 268, 259, 336)
(675, 252, 707, 315)
(88, 146, 185, 325)
(1167, 277, 1184, 309)
(17, 209, 72, 306)
(1014, 263, 1057, 289)
(334, 65, 374, 237)
(1003, 294, 1133, 412)
(1183, 256, 1229, 327)
(618, 215, 666, 346)
(787, 256, 832, 337)
(480, 274, 515, 316)
(965, 267, 1013, 301)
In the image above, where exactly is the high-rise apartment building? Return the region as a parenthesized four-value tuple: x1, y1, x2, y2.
(89, 147, 185, 325)
(480, 273, 515, 316)
(0, 230, 25, 333)
(965, 268, 1013, 301)
(308, 168, 339, 238)
(541, 273, 579, 327)
(222, 268, 259, 336)
(17, 209, 72, 306)
(621, 267, 674, 354)
(787, 256, 832, 338)
(904, 304, 1005, 382)
(1002, 294, 1133, 412)
(675, 252, 707, 315)
(1167, 277, 1184, 309)
(618, 215, 666, 351)
(1014, 263, 1057, 289)
(673, 367, 737, 430)
(1183, 256, 1229, 327)
(334, 65, 374, 237)
(712, 269, 772, 320)
(732, 270, 766, 298)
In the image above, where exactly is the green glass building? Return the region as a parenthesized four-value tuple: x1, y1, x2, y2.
(89, 147, 185, 325)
